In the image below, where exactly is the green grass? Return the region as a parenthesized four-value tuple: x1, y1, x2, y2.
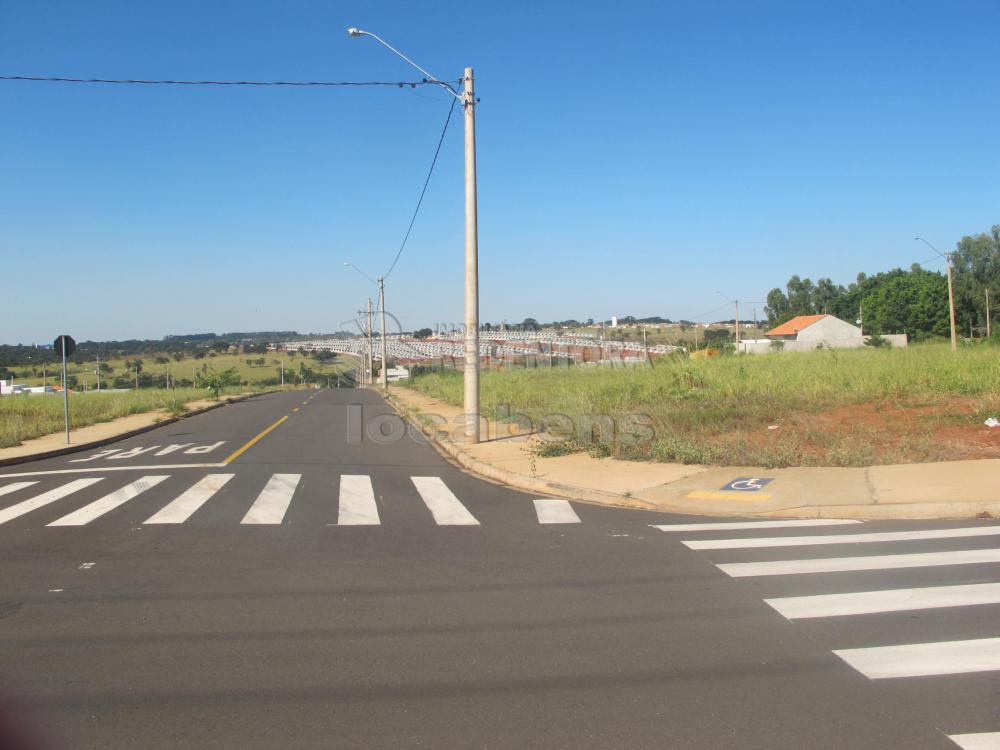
(0, 387, 245, 449)
(405, 343, 1000, 467)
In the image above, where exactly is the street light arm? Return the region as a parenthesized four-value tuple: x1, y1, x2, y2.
(346, 28, 461, 100)
(915, 236, 949, 262)
(343, 261, 377, 285)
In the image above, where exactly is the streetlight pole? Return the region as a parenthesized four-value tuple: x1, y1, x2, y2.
(347, 27, 480, 439)
(915, 237, 958, 352)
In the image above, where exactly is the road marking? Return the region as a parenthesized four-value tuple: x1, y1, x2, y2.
(719, 548, 1000, 578)
(533, 498, 581, 524)
(834, 637, 1000, 679)
(0, 481, 38, 497)
(338, 475, 380, 525)
(223, 416, 289, 464)
(765, 583, 1000, 619)
(685, 525, 1000, 550)
(0, 464, 226, 479)
(948, 732, 1000, 749)
(293, 407, 300, 412)
(685, 490, 772, 501)
(79, 562, 95, 569)
(144, 474, 235, 524)
(411, 477, 479, 526)
(0, 478, 103, 525)
(652, 519, 861, 532)
(48, 476, 169, 526)
(241, 474, 300, 524)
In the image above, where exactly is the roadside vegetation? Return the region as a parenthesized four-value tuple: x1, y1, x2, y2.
(405, 342, 1000, 468)
(0, 387, 228, 449)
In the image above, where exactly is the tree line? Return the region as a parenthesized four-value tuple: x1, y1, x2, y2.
(764, 225, 999, 340)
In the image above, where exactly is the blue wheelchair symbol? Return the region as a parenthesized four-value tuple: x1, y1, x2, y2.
(722, 477, 774, 492)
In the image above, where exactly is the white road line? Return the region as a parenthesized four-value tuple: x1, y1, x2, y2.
(0, 478, 103, 525)
(533, 498, 581, 524)
(144, 474, 235, 524)
(338, 475, 380, 525)
(241, 474, 301, 525)
(834, 637, 1000, 679)
(0, 463, 227, 479)
(685, 525, 1000, 550)
(765, 582, 1000, 619)
(411, 477, 479, 526)
(0, 481, 38, 497)
(948, 732, 1000, 749)
(718, 548, 1000, 578)
(652, 519, 861, 532)
(48, 476, 169, 526)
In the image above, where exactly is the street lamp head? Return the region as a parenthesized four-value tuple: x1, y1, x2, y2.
(346, 27, 365, 38)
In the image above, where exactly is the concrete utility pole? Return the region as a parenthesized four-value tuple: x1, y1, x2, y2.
(367, 297, 374, 386)
(986, 288, 992, 339)
(462, 67, 480, 441)
(346, 27, 480, 440)
(915, 237, 958, 352)
(947, 254, 958, 352)
(60, 338, 70, 443)
(379, 277, 388, 388)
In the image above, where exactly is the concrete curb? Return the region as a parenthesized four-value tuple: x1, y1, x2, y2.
(0, 391, 272, 468)
(385, 392, 1000, 521)
(386, 394, 657, 511)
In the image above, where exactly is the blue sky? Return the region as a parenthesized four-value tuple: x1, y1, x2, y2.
(1, 0, 997, 344)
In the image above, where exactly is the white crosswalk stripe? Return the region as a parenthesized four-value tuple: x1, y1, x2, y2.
(411, 476, 479, 526)
(49, 476, 169, 526)
(685, 525, 1000, 550)
(241, 474, 301, 525)
(834, 637, 1000, 679)
(0, 481, 38, 497)
(0, 473, 587, 529)
(533, 498, 580, 524)
(652, 519, 861, 532)
(145, 474, 234, 524)
(765, 582, 1000, 619)
(0, 478, 104, 525)
(718, 548, 1000, 578)
(948, 732, 1000, 749)
(338, 475, 380, 525)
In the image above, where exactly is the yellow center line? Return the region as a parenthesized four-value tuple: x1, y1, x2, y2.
(223, 415, 289, 465)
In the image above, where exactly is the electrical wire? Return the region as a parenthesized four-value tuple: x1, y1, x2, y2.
(0, 75, 436, 88)
(383, 96, 457, 279)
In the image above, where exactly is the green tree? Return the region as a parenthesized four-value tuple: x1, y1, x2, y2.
(196, 367, 241, 399)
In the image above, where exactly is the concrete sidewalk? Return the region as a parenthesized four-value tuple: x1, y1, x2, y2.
(388, 387, 1000, 520)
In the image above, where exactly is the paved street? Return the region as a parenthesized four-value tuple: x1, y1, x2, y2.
(1, 389, 999, 748)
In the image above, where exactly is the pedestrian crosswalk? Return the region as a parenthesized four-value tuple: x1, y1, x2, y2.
(0, 473, 587, 530)
(655, 517, 1000, 746)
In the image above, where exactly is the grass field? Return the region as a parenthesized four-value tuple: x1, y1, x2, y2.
(8, 350, 356, 390)
(405, 343, 1000, 467)
(0, 388, 233, 449)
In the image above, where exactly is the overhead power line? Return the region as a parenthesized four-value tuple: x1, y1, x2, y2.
(0, 75, 439, 88)
(383, 96, 457, 279)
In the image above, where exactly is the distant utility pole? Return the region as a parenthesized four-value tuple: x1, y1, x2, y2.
(915, 237, 958, 352)
(379, 277, 388, 388)
(987, 288, 992, 339)
(96, 352, 101, 391)
(367, 297, 374, 386)
(280, 359, 284, 387)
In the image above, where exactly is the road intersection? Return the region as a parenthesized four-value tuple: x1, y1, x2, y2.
(1, 389, 998, 748)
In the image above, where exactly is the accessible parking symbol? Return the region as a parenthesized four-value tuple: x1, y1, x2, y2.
(721, 477, 774, 492)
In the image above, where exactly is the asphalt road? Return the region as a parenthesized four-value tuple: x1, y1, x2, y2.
(1, 388, 998, 749)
